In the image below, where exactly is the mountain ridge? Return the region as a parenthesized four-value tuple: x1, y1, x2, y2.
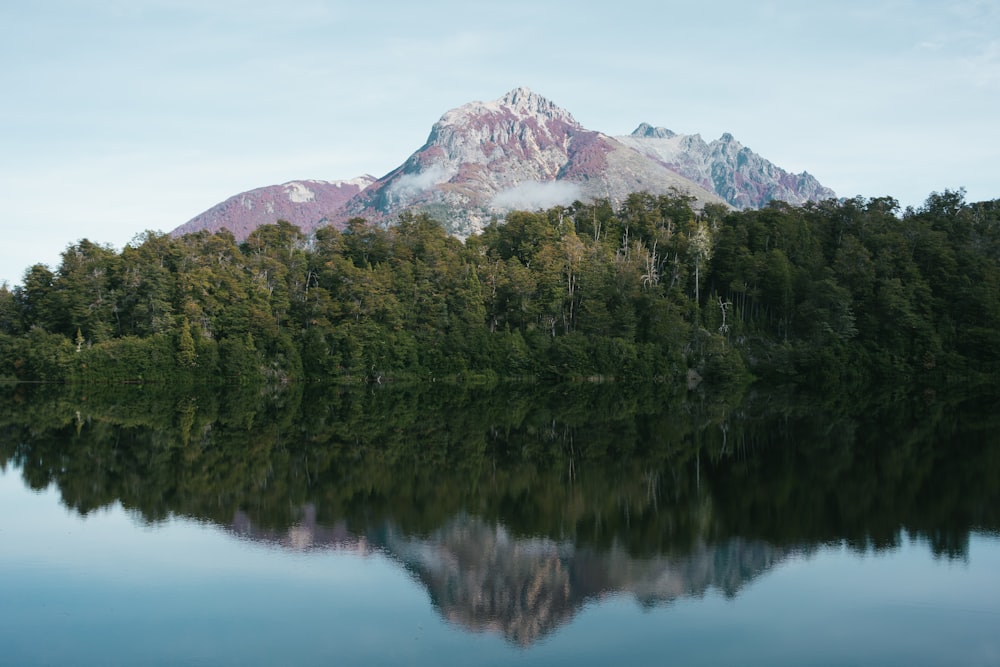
(176, 176, 375, 239)
(173, 88, 835, 239)
(617, 123, 835, 209)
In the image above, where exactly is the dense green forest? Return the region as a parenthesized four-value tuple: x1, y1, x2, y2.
(1, 189, 998, 387)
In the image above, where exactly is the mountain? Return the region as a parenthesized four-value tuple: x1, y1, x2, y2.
(618, 123, 836, 208)
(174, 88, 835, 240)
(338, 87, 728, 235)
(172, 176, 375, 239)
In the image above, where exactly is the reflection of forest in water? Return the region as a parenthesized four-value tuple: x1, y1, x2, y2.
(2, 381, 999, 644)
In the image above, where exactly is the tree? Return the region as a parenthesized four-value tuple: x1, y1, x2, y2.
(16, 264, 57, 332)
(115, 231, 180, 337)
(689, 221, 714, 306)
(176, 318, 198, 368)
(53, 239, 120, 341)
(0, 282, 21, 335)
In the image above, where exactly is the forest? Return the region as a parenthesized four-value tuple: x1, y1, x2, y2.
(1, 189, 998, 388)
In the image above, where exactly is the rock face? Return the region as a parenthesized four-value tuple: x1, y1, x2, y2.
(339, 87, 726, 236)
(619, 123, 836, 209)
(172, 177, 375, 238)
(175, 88, 835, 240)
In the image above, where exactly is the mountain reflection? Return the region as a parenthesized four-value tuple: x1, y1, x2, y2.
(2, 381, 999, 644)
(228, 508, 794, 645)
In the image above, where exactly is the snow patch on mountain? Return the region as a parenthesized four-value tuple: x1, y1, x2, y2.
(284, 182, 316, 203)
(345, 175, 376, 190)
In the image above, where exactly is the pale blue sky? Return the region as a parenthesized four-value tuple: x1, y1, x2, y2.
(1, 0, 997, 286)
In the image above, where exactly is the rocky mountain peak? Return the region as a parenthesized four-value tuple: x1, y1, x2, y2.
(632, 123, 677, 139)
(436, 87, 579, 133)
(393, 88, 597, 215)
(618, 124, 836, 209)
(499, 86, 578, 124)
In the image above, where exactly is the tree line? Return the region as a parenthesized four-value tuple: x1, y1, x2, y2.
(1, 189, 998, 386)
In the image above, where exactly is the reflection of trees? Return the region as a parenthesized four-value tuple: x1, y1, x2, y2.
(1, 381, 999, 563)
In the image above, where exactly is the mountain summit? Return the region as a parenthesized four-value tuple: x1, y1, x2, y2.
(173, 88, 835, 239)
(336, 87, 728, 234)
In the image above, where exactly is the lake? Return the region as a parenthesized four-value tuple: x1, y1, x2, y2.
(1, 382, 998, 666)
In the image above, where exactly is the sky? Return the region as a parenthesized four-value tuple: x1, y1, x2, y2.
(1, 0, 998, 287)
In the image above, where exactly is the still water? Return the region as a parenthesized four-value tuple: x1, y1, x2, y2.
(1, 382, 998, 666)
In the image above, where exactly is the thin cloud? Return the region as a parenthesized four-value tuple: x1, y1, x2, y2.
(491, 181, 583, 211)
(386, 164, 450, 204)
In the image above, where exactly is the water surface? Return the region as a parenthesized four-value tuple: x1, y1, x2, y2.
(1, 383, 998, 666)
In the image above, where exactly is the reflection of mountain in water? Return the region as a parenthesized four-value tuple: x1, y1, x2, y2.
(6, 382, 1000, 643)
(229, 509, 794, 645)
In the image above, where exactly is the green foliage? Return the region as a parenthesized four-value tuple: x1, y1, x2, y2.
(71, 334, 182, 383)
(175, 318, 198, 368)
(219, 334, 264, 384)
(1, 191, 998, 387)
(0, 282, 21, 335)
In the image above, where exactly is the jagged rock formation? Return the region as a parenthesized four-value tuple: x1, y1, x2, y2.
(619, 123, 836, 208)
(175, 88, 835, 240)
